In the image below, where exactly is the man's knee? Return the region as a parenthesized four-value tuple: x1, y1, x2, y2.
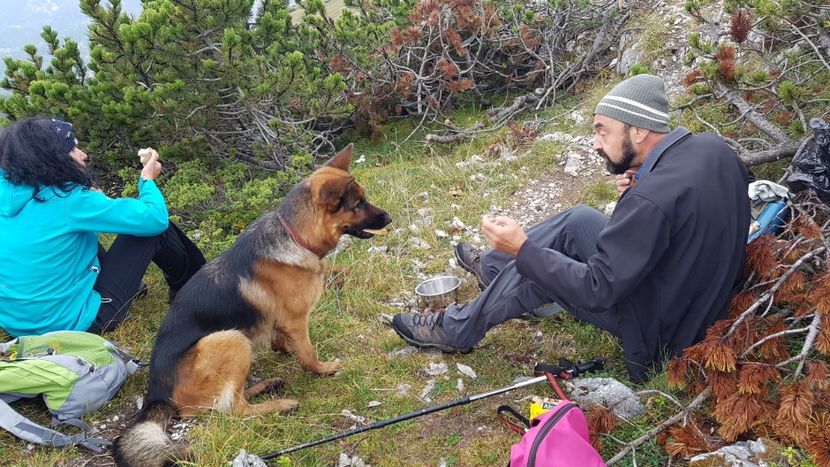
(565, 204, 604, 223)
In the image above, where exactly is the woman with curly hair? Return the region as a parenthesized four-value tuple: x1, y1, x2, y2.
(0, 117, 205, 336)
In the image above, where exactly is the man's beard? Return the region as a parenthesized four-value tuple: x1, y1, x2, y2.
(599, 136, 637, 175)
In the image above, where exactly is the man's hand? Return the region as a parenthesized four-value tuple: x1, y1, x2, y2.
(481, 215, 528, 256)
(615, 169, 637, 194)
(140, 149, 162, 180)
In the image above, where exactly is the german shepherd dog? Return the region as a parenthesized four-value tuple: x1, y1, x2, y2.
(112, 144, 391, 466)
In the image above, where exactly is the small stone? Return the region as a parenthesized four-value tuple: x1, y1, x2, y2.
(438, 458, 448, 467)
(470, 155, 485, 164)
(435, 229, 449, 238)
(232, 449, 268, 467)
(456, 363, 477, 379)
(341, 409, 367, 424)
(450, 204, 461, 210)
(421, 379, 436, 401)
(409, 223, 421, 233)
(368, 400, 382, 408)
(424, 362, 448, 376)
(367, 245, 388, 254)
(409, 237, 431, 249)
(99, 424, 107, 430)
(355, 154, 366, 164)
(418, 191, 429, 199)
(456, 378, 465, 393)
(112, 415, 120, 422)
(135, 396, 144, 410)
(417, 208, 431, 217)
(396, 383, 412, 397)
(448, 258, 458, 269)
(387, 346, 417, 359)
(376, 313, 394, 325)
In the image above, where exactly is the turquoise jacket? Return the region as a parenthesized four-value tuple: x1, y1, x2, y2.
(0, 171, 169, 337)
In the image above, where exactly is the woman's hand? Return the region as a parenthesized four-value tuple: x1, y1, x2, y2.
(140, 149, 162, 180)
(481, 215, 528, 256)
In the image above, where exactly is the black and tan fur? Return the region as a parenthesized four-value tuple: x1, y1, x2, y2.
(112, 145, 391, 466)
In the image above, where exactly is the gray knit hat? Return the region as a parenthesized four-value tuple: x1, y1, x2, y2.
(594, 74, 671, 133)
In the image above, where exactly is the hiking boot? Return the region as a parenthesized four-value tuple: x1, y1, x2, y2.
(454, 242, 491, 289)
(392, 311, 472, 353)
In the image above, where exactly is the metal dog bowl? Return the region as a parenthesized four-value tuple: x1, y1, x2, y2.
(416, 276, 461, 310)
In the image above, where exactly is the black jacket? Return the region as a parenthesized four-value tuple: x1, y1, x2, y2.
(516, 128, 750, 382)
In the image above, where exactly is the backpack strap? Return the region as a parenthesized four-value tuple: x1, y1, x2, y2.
(0, 398, 110, 453)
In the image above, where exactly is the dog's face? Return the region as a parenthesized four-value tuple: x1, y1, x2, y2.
(310, 144, 392, 240)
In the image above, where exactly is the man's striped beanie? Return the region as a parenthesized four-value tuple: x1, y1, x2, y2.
(594, 74, 671, 133)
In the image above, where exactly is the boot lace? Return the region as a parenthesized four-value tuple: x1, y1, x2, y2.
(413, 312, 444, 328)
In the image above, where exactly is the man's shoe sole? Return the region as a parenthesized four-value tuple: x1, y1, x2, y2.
(392, 320, 473, 354)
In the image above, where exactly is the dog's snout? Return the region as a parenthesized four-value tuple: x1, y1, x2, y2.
(380, 212, 392, 227)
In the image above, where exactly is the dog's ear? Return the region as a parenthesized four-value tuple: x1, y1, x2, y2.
(319, 176, 356, 212)
(324, 144, 354, 172)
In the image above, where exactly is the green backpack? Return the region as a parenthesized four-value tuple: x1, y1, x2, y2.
(0, 331, 142, 452)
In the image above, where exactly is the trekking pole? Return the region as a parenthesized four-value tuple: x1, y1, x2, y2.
(259, 357, 604, 462)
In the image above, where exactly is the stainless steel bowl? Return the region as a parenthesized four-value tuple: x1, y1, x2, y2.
(415, 276, 461, 310)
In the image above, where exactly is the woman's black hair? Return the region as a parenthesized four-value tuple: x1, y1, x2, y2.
(0, 117, 92, 198)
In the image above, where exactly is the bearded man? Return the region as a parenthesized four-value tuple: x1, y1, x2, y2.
(392, 74, 751, 382)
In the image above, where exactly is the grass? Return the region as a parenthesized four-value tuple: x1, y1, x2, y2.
(0, 86, 722, 466)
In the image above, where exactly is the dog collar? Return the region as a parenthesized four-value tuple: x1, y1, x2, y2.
(277, 214, 326, 258)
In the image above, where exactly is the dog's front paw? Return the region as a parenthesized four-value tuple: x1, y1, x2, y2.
(315, 360, 341, 375)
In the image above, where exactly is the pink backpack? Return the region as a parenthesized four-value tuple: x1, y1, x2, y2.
(501, 374, 606, 467)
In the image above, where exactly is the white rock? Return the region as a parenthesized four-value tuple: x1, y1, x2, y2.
(448, 258, 458, 269)
(376, 313, 393, 325)
(449, 217, 466, 230)
(438, 458, 448, 467)
(112, 415, 120, 422)
(690, 439, 778, 466)
(409, 223, 421, 233)
(409, 237, 431, 249)
(456, 363, 478, 379)
(341, 409, 367, 424)
(387, 346, 417, 359)
(563, 152, 584, 176)
(396, 383, 412, 396)
(424, 362, 448, 376)
(450, 204, 461, 210)
(421, 379, 436, 401)
(563, 378, 645, 419)
(355, 154, 366, 164)
(455, 161, 468, 168)
(232, 449, 268, 467)
(418, 191, 429, 199)
(456, 378, 465, 393)
(368, 401, 382, 408)
(417, 208, 431, 217)
(135, 396, 144, 410)
(367, 246, 388, 254)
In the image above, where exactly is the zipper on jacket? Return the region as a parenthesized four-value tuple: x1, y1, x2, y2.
(527, 402, 577, 467)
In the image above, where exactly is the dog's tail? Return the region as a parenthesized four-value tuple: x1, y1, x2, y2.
(112, 400, 188, 467)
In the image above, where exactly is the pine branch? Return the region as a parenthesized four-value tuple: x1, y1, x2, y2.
(606, 388, 712, 466)
(776, 313, 823, 377)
